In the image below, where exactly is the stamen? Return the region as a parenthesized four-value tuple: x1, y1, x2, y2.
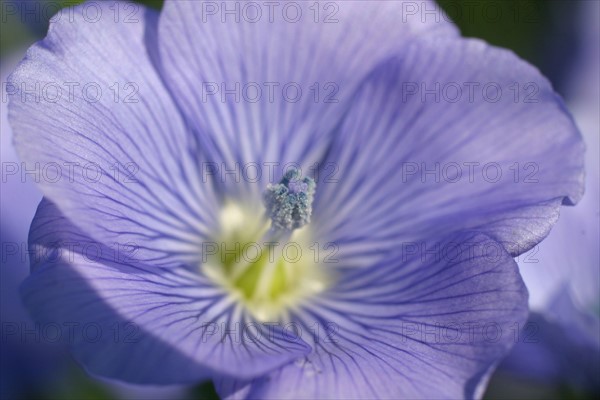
(263, 168, 316, 232)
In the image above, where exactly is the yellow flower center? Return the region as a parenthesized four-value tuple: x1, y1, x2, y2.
(203, 200, 329, 322)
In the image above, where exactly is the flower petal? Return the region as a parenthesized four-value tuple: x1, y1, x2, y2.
(157, 0, 458, 196)
(8, 2, 219, 267)
(312, 37, 584, 268)
(499, 291, 600, 390)
(21, 199, 311, 384)
(216, 232, 528, 399)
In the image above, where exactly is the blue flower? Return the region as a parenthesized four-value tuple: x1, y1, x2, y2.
(7, 1, 584, 398)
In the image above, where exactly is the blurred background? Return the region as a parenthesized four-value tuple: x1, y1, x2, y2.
(1, 0, 598, 399)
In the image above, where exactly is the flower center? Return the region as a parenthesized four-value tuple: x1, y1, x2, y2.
(202, 169, 328, 322)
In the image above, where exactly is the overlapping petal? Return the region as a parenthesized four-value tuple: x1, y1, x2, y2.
(8, 2, 218, 267)
(312, 37, 584, 269)
(157, 0, 458, 197)
(21, 200, 311, 384)
(217, 232, 528, 399)
(499, 290, 600, 389)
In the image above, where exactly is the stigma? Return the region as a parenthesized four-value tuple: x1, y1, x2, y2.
(263, 168, 316, 231)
